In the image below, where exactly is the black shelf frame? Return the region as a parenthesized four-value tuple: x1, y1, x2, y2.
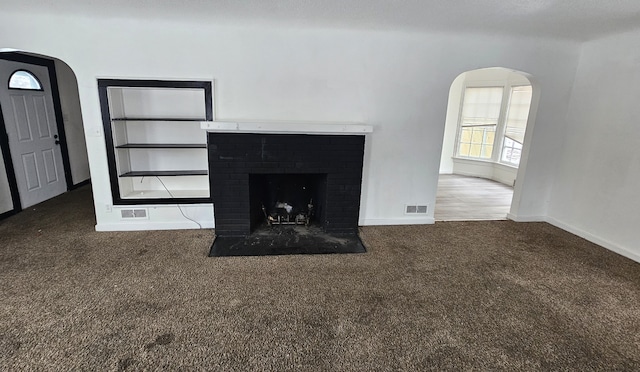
(98, 78, 213, 205)
(120, 170, 208, 177)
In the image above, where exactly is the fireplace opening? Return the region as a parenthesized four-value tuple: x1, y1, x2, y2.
(249, 174, 327, 232)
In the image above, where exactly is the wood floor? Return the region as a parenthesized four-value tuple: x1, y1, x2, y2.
(435, 174, 514, 221)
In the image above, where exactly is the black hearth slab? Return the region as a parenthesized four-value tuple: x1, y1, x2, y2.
(209, 226, 366, 257)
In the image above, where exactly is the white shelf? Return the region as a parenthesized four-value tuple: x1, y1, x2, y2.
(121, 189, 210, 199)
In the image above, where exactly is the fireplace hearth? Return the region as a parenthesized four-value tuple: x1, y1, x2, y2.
(207, 133, 366, 256)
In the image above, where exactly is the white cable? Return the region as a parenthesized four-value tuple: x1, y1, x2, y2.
(145, 176, 204, 229)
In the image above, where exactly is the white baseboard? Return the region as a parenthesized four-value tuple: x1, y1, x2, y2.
(96, 221, 214, 232)
(546, 216, 640, 264)
(361, 217, 435, 226)
(506, 213, 546, 222)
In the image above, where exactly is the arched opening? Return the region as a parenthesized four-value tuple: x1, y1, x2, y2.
(436, 67, 539, 221)
(0, 49, 89, 219)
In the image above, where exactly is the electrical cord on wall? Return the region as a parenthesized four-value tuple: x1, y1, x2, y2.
(140, 176, 203, 229)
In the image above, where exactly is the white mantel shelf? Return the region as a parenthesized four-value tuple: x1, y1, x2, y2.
(201, 121, 373, 135)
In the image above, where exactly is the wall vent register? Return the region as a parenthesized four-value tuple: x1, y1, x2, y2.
(98, 79, 213, 205)
(406, 205, 428, 214)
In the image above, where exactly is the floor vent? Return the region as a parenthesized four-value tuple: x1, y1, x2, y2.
(406, 205, 428, 214)
(120, 209, 148, 219)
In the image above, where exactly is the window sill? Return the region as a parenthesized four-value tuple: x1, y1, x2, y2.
(452, 156, 493, 165)
(452, 157, 519, 169)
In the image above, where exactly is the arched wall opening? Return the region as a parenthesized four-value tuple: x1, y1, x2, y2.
(0, 48, 90, 219)
(436, 67, 540, 221)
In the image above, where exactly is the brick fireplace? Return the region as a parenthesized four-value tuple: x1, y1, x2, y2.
(207, 132, 366, 255)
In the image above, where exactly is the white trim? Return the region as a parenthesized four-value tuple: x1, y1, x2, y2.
(361, 217, 435, 226)
(546, 217, 640, 264)
(436, 217, 508, 222)
(110, 203, 214, 208)
(96, 220, 214, 231)
(506, 213, 546, 222)
(452, 157, 518, 186)
(201, 121, 373, 135)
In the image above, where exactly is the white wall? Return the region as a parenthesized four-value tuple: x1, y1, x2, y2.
(0, 12, 581, 230)
(439, 74, 464, 174)
(548, 29, 640, 261)
(54, 59, 90, 184)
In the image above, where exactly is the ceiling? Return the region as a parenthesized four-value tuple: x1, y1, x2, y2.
(6, 0, 640, 41)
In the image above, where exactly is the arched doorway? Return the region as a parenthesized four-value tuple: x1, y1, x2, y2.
(436, 67, 539, 221)
(0, 50, 89, 219)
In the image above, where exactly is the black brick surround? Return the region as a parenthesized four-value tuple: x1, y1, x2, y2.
(208, 133, 365, 237)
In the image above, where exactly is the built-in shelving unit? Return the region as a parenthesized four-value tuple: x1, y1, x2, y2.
(98, 79, 213, 205)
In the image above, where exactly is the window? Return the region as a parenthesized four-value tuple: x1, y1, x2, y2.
(8, 70, 42, 90)
(501, 86, 532, 166)
(457, 87, 503, 159)
(456, 84, 532, 167)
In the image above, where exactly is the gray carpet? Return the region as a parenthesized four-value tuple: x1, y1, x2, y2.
(1, 185, 639, 371)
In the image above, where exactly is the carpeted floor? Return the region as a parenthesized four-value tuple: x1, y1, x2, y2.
(1, 185, 639, 371)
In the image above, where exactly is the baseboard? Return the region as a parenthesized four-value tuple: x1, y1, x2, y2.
(70, 178, 91, 190)
(0, 208, 19, 221)
(546, 216, 640, 264)
(95, 220, 214, 232)
(506, 213, 546, 222)
(361, 217, 435, 226)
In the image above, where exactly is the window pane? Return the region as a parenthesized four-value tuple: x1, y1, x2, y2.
(485, 130, 495, 145)
(482, 145, 493, 158)
(459, 143, 470, 157)
(8, 70, 42, 90)
(471, 130, 484, 144)
(470, 144, 482, 157)
(501, 138, 524, 165)
(502, 148, 513, 163)
(503, 137, 514, 147)
(460, 128, 472, 143)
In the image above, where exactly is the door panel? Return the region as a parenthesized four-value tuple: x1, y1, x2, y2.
(0, 60, 67, 208)
(11, 96, 33, 141)
(33, 96, 52, 138)
(43, 149, 58, 183)
(22, 152, 40, 190)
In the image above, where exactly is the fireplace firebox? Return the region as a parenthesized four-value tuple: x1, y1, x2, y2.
(208, 133, 366, 256)
(249, 173, 327, 230)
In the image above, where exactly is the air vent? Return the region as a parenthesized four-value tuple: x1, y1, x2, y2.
(120, 209, 148, 219)
(405, 205, 428, 214)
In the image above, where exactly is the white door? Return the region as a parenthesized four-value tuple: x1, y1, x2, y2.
(0, 60, 67, 208)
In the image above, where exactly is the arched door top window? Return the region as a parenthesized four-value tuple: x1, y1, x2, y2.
(8, 70, 43, 90)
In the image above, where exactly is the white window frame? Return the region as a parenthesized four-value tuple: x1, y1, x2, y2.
(453, 82, 532, 168)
